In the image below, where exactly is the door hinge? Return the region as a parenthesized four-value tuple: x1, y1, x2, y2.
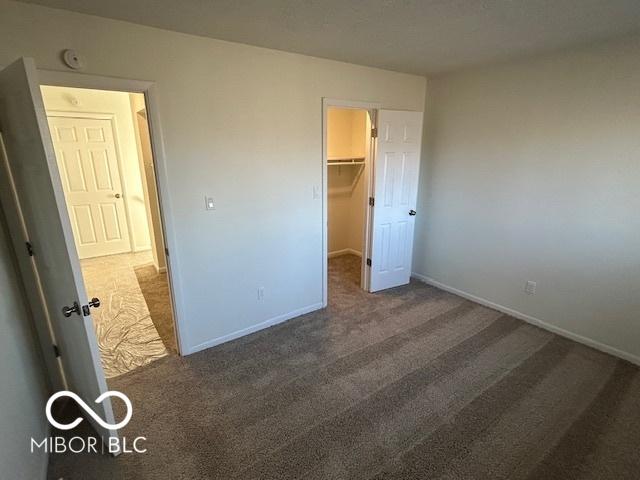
(53, 344, 61, 358)
(165, 247, 169, 257)
(371, 127, 378, 138)
(26, 241, 34, 256)
(369, 197, 375, 207)
(366, 258, 372, 267)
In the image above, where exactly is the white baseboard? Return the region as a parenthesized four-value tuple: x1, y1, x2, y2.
(411, 272, 640, 366)
(328, 248, 362, 258)
(185, 302, 324, 355)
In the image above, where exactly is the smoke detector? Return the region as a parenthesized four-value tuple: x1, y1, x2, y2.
(62, 49, 84, 70)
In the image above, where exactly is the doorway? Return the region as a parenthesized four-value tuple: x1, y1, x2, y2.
(326, 107, 369, 287)
(41, 85, 177, 378)
(323, 99, 425, 304)
(325, 105, 374, 305)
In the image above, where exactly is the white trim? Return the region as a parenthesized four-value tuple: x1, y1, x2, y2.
(411, 272, 640, 366)
(46, 110, 113, 120)
(328, 248, 362, 258)
(322, 98, 381, 306)
(144, 84, 186, 355)
(39, 70, 154, 94)
(361, 110, 377, 292)
(37, 68, 187, 356)
(185, 302, 324, 355)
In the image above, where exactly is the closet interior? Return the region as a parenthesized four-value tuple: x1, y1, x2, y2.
(327, 107, 371, 289)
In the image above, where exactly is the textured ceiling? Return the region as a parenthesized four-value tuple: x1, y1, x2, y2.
(18, 0, 640, 74)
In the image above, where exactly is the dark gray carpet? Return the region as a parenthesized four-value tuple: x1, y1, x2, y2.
(48, 255, 640, 479)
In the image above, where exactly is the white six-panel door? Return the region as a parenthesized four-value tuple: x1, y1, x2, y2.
(0, 58, 118, 445)
(369, 110, 423, 292)
(48, 116, 131, 259)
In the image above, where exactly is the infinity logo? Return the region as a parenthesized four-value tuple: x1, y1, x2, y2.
(45, 391, 133, 431)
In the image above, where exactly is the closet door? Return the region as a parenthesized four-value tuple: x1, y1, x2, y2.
(369, 110, 423, 292)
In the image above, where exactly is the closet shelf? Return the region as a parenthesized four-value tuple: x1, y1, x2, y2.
(328, 157, 365, 166)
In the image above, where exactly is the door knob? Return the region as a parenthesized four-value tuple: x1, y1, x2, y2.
(114, 193, 121, 198)
(62, 301, 80, 317)
(81, 297, 101, 316)
(409, 210, 417, 216)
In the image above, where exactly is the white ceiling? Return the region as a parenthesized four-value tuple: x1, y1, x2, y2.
(19, 0, 640, 75)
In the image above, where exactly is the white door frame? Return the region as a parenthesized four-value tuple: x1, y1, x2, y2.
(322, 98, 381, 306)
(38, 69, 186, 356)
(46, 111, 138, 256)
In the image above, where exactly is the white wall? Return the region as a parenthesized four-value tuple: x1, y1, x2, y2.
(0, 1, 426, 353)
(414, 35, 640, 362)
(327, 108, 364, 160)
(0, 208, 49, 480)
(41, 85, 152, 252)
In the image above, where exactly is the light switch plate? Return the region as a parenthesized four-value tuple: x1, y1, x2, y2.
(205, 196, 216, 210)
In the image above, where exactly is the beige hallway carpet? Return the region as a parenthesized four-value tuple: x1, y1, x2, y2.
(49, 254, 640, 479)
(80, 251, 167, 377)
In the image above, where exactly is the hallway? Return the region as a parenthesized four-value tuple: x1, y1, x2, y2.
(80, 251, 174, 377)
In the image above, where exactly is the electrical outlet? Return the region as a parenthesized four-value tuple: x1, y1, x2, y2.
(524, 280, 537, 295)
(257, 287, 265, 301)
(205, 196, 216, 211)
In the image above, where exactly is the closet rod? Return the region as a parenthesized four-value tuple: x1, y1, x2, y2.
(327, 157, 365, 165)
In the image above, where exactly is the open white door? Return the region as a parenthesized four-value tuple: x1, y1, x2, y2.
(369, 109, 423, 292)
(0, 58, 118, 444)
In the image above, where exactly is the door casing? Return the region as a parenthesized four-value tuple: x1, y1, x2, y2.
(35, 69, 186, 356)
